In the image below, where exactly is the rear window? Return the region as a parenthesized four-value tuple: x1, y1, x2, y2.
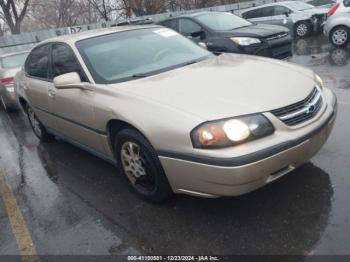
(1, 53, 28, 69)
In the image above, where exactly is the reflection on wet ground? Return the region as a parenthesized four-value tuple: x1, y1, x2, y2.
(0, 35, 349, 256)
(290, 37, 350, 90)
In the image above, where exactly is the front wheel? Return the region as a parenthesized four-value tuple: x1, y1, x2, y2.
(115, 128, 173, 203)
(295, 21, 311, 38)
(27, 106, 52, 142)
(330, 26, 349, 47)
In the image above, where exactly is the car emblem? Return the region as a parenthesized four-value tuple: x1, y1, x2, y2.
(306, 104, 316, 114)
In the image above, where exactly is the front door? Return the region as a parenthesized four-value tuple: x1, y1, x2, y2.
(49, 43, 105, 153)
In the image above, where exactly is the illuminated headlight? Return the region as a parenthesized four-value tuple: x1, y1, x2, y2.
(191, 115, 274, 149)
(231, 37, 261, 46)
(315, 74, 324, 90)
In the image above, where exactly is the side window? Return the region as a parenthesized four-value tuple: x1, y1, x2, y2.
(242, 9, 263, 19)
(344, 0, 350, 7)
(159, 19, 177, 30)
(52, 44, 87, 81)
(274, 5, 291, 16)
(178, 19, 202, 37)
(260, 6, 275, 17)
(26, 45, 50, 79)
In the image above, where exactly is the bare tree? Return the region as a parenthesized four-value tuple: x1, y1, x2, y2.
(0, 0, 30, 34)
(86, 0, 125, 21)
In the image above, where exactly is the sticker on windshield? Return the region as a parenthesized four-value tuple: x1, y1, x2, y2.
(153, 29, 178, 37)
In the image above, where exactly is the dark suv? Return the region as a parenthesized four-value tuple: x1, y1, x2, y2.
(158, 12, 292, 59)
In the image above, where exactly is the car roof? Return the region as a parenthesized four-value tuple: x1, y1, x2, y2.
(0, 51, 30, 58)
(240, 1, 298, 12)
(161, 11, 225, 21)
(39, 25, 162, 46)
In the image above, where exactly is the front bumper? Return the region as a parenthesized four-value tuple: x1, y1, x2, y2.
(159, 90, 337, 198)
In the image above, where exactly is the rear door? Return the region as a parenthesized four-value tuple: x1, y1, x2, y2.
(24, 44, 54, 128)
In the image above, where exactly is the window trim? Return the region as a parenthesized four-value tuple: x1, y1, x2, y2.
(25, 43, 53, 83)
(50, 42, 90, 83)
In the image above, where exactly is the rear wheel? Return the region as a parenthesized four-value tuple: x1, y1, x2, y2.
(115, 128, 173, 203)
(27, 106, 52, 142)
(295, 21, 311, 38)
(330, 26, 349, 47)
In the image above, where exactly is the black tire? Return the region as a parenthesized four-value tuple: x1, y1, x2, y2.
(330, 26, 350, 48)
(26, 105, 52, 142)
(115, 128, 173, 203)
(294, 21, 311, 38)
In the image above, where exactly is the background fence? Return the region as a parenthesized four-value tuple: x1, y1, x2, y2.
(0, 0, 281, 55)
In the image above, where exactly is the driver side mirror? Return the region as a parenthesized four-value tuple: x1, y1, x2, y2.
(284, 11, 290, 17)
(191, 30, 206, 40)
(53, 72, 92, 90)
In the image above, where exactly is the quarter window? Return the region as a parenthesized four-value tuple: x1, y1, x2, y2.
(52, 44, 87, 81)
(26, 45, 50, 79)
(178, 19, 202, 37)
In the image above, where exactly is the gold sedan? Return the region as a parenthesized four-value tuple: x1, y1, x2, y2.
(15, 25, 337, 202)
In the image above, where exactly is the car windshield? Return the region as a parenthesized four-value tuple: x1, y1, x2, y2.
(196, 12, 252, 31)
(285, 2, 315, 10)
(76, 28, 213, 84)
(1, 53, 28, 69)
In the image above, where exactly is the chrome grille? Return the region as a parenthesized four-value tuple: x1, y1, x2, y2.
(271, 88, 323, 126)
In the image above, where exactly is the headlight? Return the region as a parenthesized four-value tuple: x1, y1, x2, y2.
(191, 114, 274, 149)
(315, 74, 324, 90)
(231, 37, 261, 46)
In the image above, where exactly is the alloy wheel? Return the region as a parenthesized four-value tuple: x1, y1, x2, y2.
(332, 29, 348, 46)
(296, 23, 308, 37)
(121, 141, 156, 194)
(28, 108, 42, 137)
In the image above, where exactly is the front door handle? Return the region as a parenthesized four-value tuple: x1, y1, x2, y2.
(48, 89, 56, 98)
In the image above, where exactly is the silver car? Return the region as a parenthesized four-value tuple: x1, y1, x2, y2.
(324, 12, 350, 47)
(0, 51, 29, 111)
(240, 1, 329, 37)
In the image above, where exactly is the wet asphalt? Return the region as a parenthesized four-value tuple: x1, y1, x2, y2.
(0, 35, 349, 257)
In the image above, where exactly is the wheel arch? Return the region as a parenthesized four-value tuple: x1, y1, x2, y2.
(106, 119, 154, 155)
(18, 96, 28, 112)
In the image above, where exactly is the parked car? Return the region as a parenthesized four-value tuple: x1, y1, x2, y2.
(240, 1, 329, 37)
(16, 26, 337, 202)
(327, 0, 350, 17)
(158, 12, 292, 59)
(0, 51, 29, 111)
(324, 12, 350, 46)
(304, 0, 336, 8)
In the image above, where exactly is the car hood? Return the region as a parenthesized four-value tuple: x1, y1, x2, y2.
(113, 54, 315, 121)
(217, 24, 290, 38)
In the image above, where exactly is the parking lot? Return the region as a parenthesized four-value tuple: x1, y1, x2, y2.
(0, 34, 349, 257)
